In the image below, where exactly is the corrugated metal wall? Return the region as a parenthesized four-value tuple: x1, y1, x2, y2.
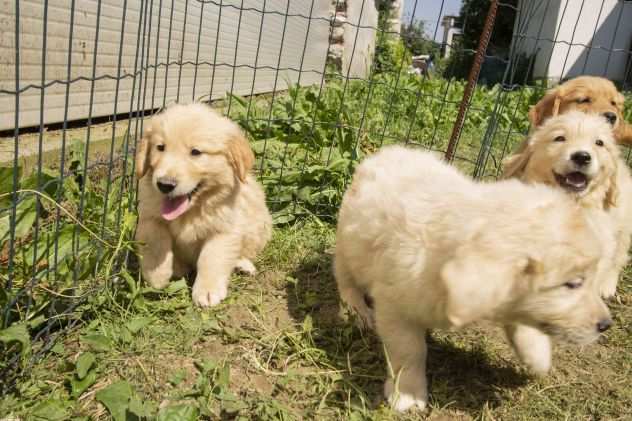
(0, 0, 331, 131)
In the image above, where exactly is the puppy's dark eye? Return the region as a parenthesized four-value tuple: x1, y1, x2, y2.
(595, 139, 604, 147)
(191, 148, 201, 156)
(577, 97, 591, 104)
(611, 101, 617, 106)
(157, 144, 165, 152)
(554, 135, 566, 142)
(564, 279, 583, 289)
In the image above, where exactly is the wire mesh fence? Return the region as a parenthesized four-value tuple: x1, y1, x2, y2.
(1, 0, 631, 391)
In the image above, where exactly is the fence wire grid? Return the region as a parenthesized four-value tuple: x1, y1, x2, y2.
(1, 0, 632, 390)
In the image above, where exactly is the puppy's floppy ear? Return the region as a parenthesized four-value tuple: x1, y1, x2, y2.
(228, 126, 255, 183)
(501, 141, 533, 179)
(441, 235, 539, 327)
(529, 87, 563, 127)
(613, 120, 632, 147)
(135, 126, 152, 179)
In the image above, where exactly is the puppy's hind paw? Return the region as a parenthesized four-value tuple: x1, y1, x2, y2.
(387, 391, 427, 413)
(191, 282, 228, 307)
(235, 258, 256, 276)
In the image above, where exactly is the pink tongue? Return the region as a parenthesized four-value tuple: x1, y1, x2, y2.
(161, 195, 191, 221)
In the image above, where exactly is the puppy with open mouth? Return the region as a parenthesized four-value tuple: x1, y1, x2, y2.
(503, 111, 632, 298)
(135, 103, 272, 307)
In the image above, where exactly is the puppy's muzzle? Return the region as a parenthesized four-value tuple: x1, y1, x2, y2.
(570, 151, 591, 167)
(603, 112, 617, 126)
(157, 178, 177, 194)
(596, 318, 612, 333)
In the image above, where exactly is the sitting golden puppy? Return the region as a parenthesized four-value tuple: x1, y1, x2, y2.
(135, 103, 272, 307)
(503, 112, 632, 298)
(527, 75, 632, 145)
(335, 146, 613, 412)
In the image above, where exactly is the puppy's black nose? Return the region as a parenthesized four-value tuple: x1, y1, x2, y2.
(596, 318, 612, 333)
(157, 180, 176, 194)
(571, 151, 591, 166)
(603, 112, 617, 125)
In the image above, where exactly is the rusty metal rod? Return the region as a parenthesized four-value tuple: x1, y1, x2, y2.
(445, 0, 499, 162)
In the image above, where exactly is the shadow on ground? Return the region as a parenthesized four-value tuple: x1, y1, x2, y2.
(285, 251, 529, 415)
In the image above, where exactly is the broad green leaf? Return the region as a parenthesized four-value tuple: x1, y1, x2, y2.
(164, 279, 187, 294)
(0, 166, 19, 208)
(70, 368, 97, 398)
(168, 369, 187, 386)
(50, 341, 65, 355)
(221, 393, 248, 414)
(272, 207, 296, 225)
(123, 209, 136, 232)
(95, 381, 133, 421)
(128, 395, 157, 418)
(27, 315, 46, 329)
(24, 225, 78, 266)
(0, 213, 9, 244)
(217, 363, 230, 389)
(21, 169, 61, 197)
(0, 196, 37, 244)
(0, 323, 31, 357)
(13, 196, 38, 239)
(30, 399, 69, 420)
(156, 404, 199, 421)
(81, 334, 112, 352)
(75, 352, 96, 379)
(194, 358, 218, 376)
(125, 316, 154, 334)
(117, 326, 133, 344)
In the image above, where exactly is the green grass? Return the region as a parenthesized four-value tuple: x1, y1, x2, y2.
(1, 220, 631, 420)
(1, 73, 632, 419)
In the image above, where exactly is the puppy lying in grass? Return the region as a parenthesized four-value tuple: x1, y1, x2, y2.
(135, 103, 272, 307)
(334, 146, 613, 412)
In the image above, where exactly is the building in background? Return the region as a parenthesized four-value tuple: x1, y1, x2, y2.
(512, 0, 632, 84)
(441, 15, 462, 58)
(328, 0, 379, 79)
(0, 0, 332, 131)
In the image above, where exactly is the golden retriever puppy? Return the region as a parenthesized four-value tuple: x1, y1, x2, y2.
(527, 75, 632, 145)
(135, 103, 272, 307)
(503, 112, 632, 298)
(335, 146, 613, 412)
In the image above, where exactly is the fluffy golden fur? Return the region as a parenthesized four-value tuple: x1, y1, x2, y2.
(334, 146, 613, 412)
(503, 112, 632, 297)
(527, 76, 632, 145)
(135, 103, 272, 307)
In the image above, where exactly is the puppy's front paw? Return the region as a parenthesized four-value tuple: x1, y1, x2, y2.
(600, 280, 617, 299)
(191, 281, 228, 307)
(235, 258, 256, 276)
(387, 391, 427, 412)
(384, 380, 427, 412)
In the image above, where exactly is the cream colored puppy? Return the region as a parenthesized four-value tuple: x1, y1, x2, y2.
(334, 146, 613, 412)
(503, 112, 632, 298)
(135, 103, 272, 307)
